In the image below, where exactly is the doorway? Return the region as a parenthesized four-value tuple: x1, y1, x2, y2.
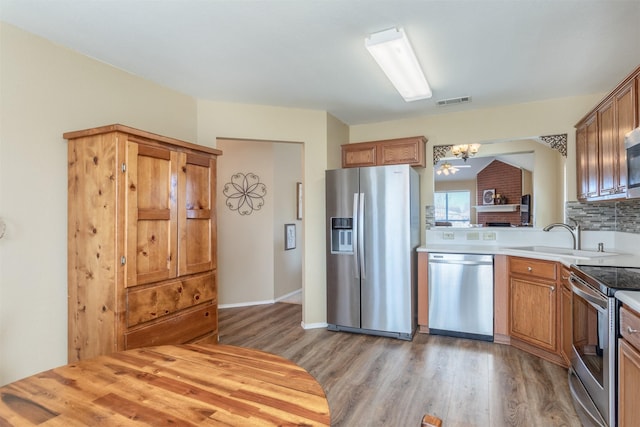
(216, 138, 303, 310)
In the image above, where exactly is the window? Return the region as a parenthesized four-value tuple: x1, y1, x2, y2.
(435, 191, 471, 225)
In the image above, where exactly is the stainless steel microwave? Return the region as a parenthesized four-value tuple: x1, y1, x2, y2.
(625, 127, 640, 198)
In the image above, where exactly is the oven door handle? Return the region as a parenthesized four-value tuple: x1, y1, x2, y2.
(570, 275, 607, 310)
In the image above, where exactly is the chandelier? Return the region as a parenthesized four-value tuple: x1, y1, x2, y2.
(451, 144, 480, 161)
(436, 161, 459, 176)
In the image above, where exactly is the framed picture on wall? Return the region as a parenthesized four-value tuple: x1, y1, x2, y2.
(285, 223, 296, 250)
(483, 189, 495, 205)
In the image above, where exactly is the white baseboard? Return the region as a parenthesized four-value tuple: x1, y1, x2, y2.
(301, 321, 328, 330)
(275, 288, 302, 302)
(219, 289, 304, 309)
(219, 299, 274, 309)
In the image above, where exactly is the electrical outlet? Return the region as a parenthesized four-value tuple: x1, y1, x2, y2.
(483, 232, 496, 241)
(466, 232, 479, 240)
(443, 232, 455, 240)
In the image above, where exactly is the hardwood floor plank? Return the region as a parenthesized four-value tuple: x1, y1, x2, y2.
(219, 303, 581, 427)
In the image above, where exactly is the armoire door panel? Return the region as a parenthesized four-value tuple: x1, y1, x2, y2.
(186, 219, 212, 268)
(126, 142, 178, 287)
(178, 154, 215, 276)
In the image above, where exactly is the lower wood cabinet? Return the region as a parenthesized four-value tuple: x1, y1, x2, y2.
(619, 305, 640, 426)
(510, 277, 557, 351)
(508, 257, 565, 366)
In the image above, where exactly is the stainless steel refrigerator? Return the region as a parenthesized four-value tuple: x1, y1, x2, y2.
(325, 164, 420, 340)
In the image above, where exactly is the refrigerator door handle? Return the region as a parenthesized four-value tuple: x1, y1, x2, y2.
(358, 192, 365, 279)
(352, 193, 360, 279)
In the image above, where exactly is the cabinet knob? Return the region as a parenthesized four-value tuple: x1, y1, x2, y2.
(628, 326, 639, 334)
(527, 266, 532, 272)
(550, 286, 555, 292)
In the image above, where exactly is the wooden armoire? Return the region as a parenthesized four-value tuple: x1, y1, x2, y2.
(66, 124, 221, 362)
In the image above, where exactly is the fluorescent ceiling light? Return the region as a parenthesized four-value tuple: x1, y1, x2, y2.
(365, 27, 432, 102)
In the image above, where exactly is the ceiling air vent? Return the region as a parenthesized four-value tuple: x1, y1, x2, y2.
(436, 96, 472, 107)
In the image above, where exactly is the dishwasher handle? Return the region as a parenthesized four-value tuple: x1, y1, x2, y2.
(429, 259, 493, 266)
(428, 254, 493, 266)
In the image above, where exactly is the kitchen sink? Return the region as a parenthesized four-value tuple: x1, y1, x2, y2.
(505, 245, 617, 260)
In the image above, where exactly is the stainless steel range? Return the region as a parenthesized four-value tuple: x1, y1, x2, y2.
(569, 264, 640, 427)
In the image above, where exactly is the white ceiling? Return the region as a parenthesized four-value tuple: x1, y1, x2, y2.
(1, 1, 639, 125)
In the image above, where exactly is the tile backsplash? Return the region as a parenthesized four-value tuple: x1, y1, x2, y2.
(566, 200, 640, 234)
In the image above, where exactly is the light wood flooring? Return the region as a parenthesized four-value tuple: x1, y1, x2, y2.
(218, 303, 581, 427)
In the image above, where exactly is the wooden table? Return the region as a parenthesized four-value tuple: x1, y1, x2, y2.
(0, 344, 330, 426)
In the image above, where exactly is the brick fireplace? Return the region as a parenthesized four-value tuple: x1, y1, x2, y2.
(476, 160, 523, 226)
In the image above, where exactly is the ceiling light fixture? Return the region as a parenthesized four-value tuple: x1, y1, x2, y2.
(451, 144, 480, 162)
(436, 161, 459, 176)
(365, 27, 432, 102)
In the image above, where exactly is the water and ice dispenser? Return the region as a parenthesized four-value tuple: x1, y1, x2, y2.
(330, 217, 353, 253)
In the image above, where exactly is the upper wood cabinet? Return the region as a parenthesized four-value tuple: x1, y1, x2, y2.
(66, 124, 221, 362)
(576, 114, 599, 199)
(342, 136, 427, 168)
(576, 65, 639, 201)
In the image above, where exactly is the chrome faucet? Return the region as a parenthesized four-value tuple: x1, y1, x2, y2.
(543, 218, 581, 250)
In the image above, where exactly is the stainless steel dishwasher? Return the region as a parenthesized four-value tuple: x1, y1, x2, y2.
(428, 253, 494, 341)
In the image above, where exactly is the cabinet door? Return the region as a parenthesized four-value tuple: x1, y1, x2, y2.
(615, 80, 636, 194)
(510, 277, 557, 352)
(178, 153, 216, 276)
(598, 99, 616, 196)
(619, 339, 640, 427)
(585, 114, 600, 199)
(576, 124, 589, 200)
(379, 137, 425, 167)
(342, 143, 377, 168)
(126, 143, 178, 286)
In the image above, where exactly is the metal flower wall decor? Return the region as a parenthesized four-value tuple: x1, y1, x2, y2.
(223, 172, 267, 216)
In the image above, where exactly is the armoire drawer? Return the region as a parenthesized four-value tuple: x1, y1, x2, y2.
(127, 272, 216, 327)
(125, 301, 217, 349)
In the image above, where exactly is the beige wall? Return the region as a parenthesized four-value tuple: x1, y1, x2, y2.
(523, 169, 533, 197)
(273, 143, 303, 300)
(197, 101, 329, 328)
(326, 113, 349, 170)
(216, 140, 275, 304)
(0, 23, 198, 385)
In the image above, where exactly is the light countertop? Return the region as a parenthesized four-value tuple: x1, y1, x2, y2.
(418, 244, 640, 268)
(617, 291, 640, 313)
(418, 244, 640, 304)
